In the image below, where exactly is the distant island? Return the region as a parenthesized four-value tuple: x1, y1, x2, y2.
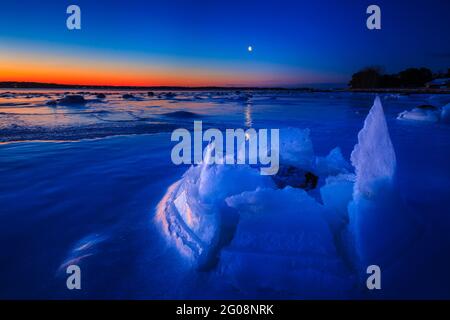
(349, 67, 450, 90)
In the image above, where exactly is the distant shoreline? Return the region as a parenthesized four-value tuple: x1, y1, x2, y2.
(0, 81, 449, 94)
(0, 81, 333, 91)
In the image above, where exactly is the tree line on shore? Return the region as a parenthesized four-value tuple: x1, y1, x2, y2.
(349, 67, 450, 89)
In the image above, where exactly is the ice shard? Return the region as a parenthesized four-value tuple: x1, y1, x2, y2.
(349, 96, 419, 267)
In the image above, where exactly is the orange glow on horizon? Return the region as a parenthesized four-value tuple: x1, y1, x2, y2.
(0, 50, 286, 87)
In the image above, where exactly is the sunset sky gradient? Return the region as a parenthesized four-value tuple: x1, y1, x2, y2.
(0, 0, 449, 87)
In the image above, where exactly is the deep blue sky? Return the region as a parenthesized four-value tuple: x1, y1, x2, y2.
(0, 0, 449, 86)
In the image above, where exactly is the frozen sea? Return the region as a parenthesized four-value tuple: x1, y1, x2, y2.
(0, 90, 449, 299)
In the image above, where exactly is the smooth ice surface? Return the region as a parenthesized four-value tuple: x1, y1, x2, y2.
(223, 187, 354, 298)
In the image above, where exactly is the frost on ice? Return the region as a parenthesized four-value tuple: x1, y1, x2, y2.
(351, 96, 396, 198)
(156, 142, 273, 269)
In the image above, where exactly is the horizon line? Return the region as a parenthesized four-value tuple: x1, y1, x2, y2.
(0, 81, 347, 90)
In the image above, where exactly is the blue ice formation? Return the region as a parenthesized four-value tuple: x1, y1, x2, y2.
(156, 96, 419, 297)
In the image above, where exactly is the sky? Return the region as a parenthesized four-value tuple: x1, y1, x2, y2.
(0, 0, 449, 87)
